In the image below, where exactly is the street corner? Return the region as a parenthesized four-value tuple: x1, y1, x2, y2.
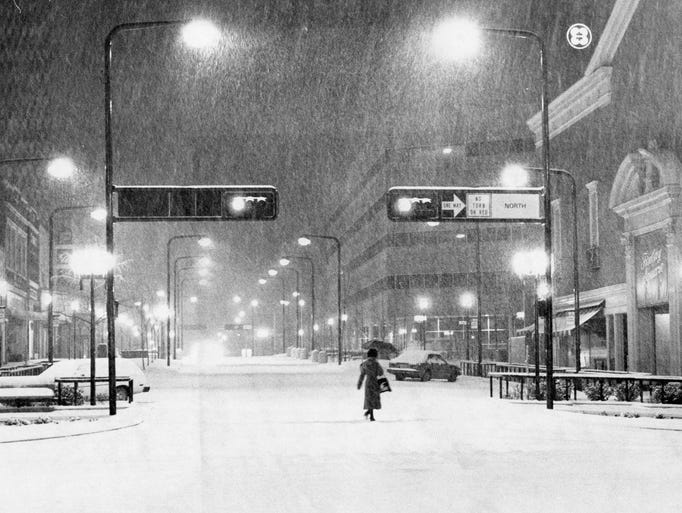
(0, 402, 144, 444)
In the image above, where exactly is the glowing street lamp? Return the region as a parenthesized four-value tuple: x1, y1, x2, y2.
(105, 19, 221, 415)
(459, 292, 475, 361)
(430, 17, 555, 409)
(69, 247, 115, 405)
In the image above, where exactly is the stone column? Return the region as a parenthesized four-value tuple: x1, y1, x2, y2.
(666, 222, 681, 374)
(621, 233, 639, 371)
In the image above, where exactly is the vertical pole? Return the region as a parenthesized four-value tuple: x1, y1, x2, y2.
(89, 275, 96, 406)
(104, 29, 117, 415)
(476, 224, 483, 376)
(295, 270, 301, 348)
(534, 279, 540, 400)
(166, 240, 172, 366)
(570, 173, 581, 372)
(337, 240, 342, 365)
(310, 260, 316, 351)
(539, 36, 554, 409)
(47, 214, 55, 363)
(281, 279, 286, 353)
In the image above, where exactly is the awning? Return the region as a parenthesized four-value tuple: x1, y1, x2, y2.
(517, 301, 605, 335)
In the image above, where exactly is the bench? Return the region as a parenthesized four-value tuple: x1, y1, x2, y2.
(55, 377, 134, 405)
(0, 387, 55, 405)
(489, 371, 682, 402)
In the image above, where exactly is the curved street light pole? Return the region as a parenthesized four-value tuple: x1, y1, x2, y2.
(282, 255, 315, 350)
(166, 235, 207, 366)
(47, 205, 98, 363)
(106, 21, 188, 415)
(173, 254, 205, 359)
(279, 267, 301, 347)
(300, 234, 342, 365)
(525, 167, 579, 372)
(482, 27, 553, 408)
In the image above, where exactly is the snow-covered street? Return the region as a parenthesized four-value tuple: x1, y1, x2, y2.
(2, 356, 682, 513)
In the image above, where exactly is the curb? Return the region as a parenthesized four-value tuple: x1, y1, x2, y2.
(0, 408, 143, 444)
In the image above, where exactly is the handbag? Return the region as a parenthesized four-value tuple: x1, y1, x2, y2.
(377, 376, 391, 393)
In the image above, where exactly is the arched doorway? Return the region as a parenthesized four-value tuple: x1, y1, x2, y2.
(610, 142, 682, 374)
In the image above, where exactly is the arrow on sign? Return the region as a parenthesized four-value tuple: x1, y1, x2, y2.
(441, 193, 466, 218)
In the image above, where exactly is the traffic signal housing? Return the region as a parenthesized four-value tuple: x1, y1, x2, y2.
(115, 185, 278, 221)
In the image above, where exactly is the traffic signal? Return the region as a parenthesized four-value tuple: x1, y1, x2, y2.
(222, 187, 278, 220)
(386, 187, 440, 221)
(115, 185, 278, 221)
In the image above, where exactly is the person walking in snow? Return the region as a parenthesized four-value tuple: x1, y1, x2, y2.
(357, 348, 383, 421)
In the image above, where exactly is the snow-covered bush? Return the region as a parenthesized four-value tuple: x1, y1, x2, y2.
(613, 382, 640, 402)
(652, 383, 682, 404)
(583, 382, 613, 401)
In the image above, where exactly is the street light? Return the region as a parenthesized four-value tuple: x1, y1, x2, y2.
(298, 234, 343, 365)
(105, 20, 221, 416)
(432, 18, 554, 408)
(69, 247, 115, 406)
(250, 299, 258, 354)
(173, 254, 208, 358)
(166, 234, 210, 366)
(503, 164, 581, 372)
(512, 249, 549, 400)
(0, 156, 77, 179)
(278, 264, 301, 348)
(459, 292, 475, 362)
(47, 205, 105, 363)
(259, 276, 287, 352)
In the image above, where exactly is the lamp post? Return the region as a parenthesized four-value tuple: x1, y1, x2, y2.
(503, 165, 580, 372)
(265, 270, 290, 352)
(69, 247, 115, 407)
(280, 255, 316, 350)
(432, 19, 554, 407)
(512, 249, 548, 400)
(47, 206, 105, 363)
(250, 299, 258, 354)
(277, 266, 300, 348)
(166, 235, 210, 366)
(460, 292, 475, 364)
(104, 20, 220, 415)
(298, 234, 342, 365)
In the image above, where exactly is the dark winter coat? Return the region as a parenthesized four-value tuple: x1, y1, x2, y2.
(357, 357, 383, 410)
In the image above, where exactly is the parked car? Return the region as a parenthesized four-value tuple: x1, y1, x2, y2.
(387, 350, 461, 382)
(0, 358, 150, 400)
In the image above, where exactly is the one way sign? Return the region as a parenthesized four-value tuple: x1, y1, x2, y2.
(441, 192, 466, 219)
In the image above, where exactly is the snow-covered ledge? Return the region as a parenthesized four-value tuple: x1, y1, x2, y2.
(526, 0, 640, 144)
(526, 66, 612, 146)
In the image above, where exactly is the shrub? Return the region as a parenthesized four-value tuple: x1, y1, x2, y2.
(613, 382, 641, 402)
(652, 383, 682, 404)
(583, 381, 613, 401)
(59, 386, 84, 406)
(509, 379, 571, 401)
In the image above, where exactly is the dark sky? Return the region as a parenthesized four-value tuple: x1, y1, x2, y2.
(1, 0, 606, 326)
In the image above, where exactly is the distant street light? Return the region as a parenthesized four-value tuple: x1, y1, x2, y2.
(459, 292, 475, 361)
(298, 234, 342, 364)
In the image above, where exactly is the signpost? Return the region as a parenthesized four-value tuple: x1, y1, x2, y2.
(387, 186, 544, 223)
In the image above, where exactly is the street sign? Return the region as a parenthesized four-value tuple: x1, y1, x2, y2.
(115, 185, 278, 221)
(224, 324, 252, 331)
(387, 186, 544, 222)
